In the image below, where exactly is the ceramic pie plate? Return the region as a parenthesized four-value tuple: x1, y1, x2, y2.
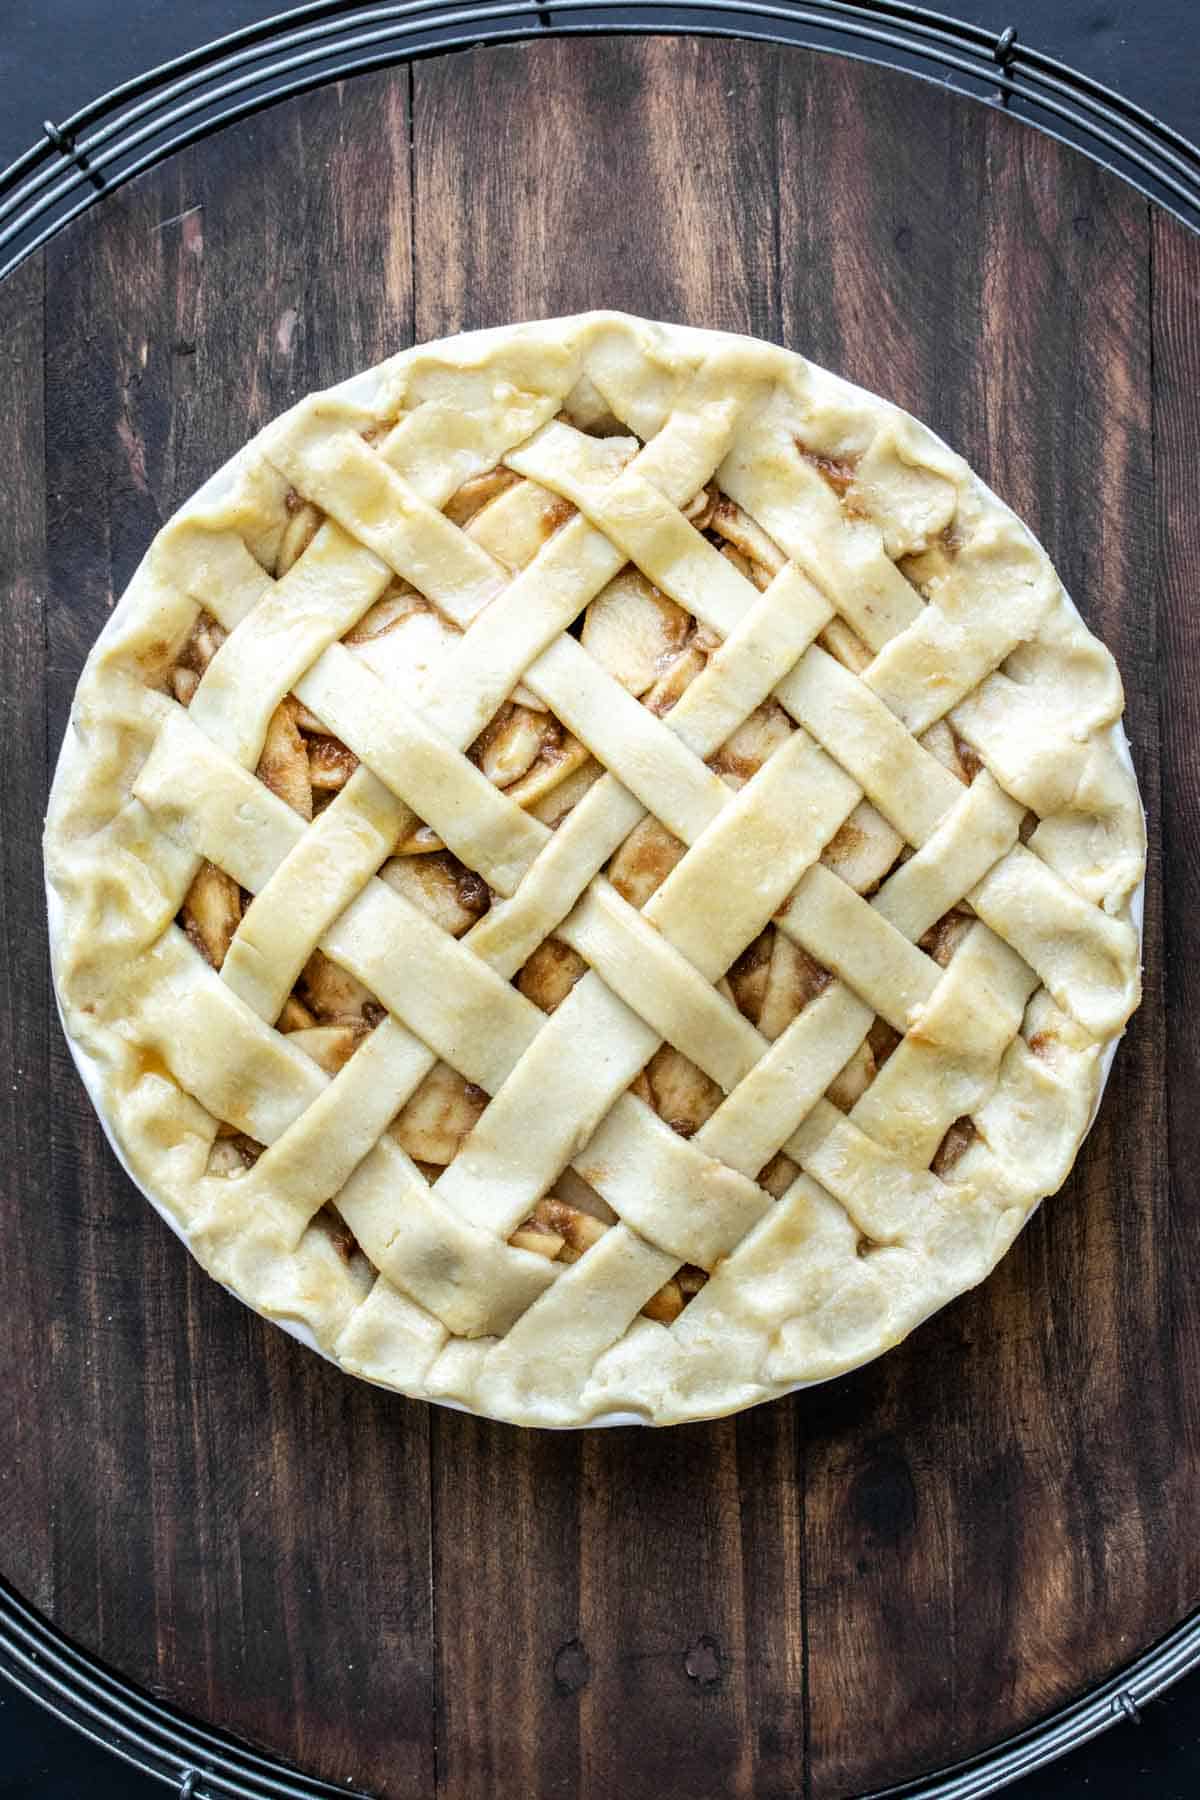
(44, 319, 1147, 1430)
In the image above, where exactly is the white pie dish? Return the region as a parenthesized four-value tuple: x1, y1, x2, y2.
(44, 315, 1147, 1428)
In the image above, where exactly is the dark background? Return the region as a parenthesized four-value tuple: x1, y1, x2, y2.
(2, 2, 1197, 1795)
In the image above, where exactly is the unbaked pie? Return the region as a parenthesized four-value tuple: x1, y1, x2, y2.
(44, 313, 1144, 1426)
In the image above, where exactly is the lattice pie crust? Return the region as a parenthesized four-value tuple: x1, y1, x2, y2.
(45, 314, 1144, 1426)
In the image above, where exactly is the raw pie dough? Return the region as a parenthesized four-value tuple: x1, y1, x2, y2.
(44, 313, 1145, 1427)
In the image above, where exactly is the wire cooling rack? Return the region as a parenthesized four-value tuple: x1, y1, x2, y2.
(3, 2, 1199, 1794)
(2, 0, 1199, 284)
(5, 1560, 1200, 1797)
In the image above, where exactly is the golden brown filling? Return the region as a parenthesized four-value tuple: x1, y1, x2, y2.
(930, 1116, 978, 1179)
(795, 439, 860, 501)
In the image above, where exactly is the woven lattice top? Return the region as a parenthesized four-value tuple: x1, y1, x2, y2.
(45, 314, 1144, 1426)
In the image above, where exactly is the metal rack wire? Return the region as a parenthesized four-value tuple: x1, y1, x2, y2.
(3, 1, 1200, 1794)
(5, 1557, 1200, 1798)
(0, 1575, 352, 1797)
(1, 0, 1199, 284)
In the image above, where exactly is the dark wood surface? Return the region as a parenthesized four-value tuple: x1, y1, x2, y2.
(0, 37, 1194, 1800)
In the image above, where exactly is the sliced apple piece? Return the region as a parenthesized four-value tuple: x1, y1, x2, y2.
(181, 861, 242, 970)
(931, 1116, 978, 1179)
(919, 909, 974, 968)
(172, 610, 224, 700)
(379, 852, 489, 937)
(313, 1204, 364, 1271)
(827, 1037, 876, 1112)
(629, 1068, 655, 1108)
(534, 1196, 607, 1258)
(395, 820, 445, 855)
(472, 703, 551, 788)
(919, 718, 982, 787)
(550, 1166, 618, 1225)
(683, 485, 717, 530)
(952, 731, 984, 782)
(443, 465, 521, 527)
(257, 699, 312, 819)
(392, 1062, 487, 1165)
(640, 1044, 722, 1138)
(796, 443, 860, 500)
(523, 751, 603, 826)
(642, 1279, 685, 1324)
(559, 376, 635, 439)
(757, 1152, 800, 1199)
(285, 1024, 367, 1077)
(819, 615, 873, 674)
(343, 586, 425, 644)
(607, 815, 686, 909)
(308, 737, 358, 792)
(207, 1137, 249, 1178)
(276, 994, 316, 1032)
(276, 493, 322, 576)
(643, 645, 707, 717)
(899, 535, 957, 598)
(728, 930, 773, 1027)
(187, 612, 226, 673)
(581, 569, 690, 695)
(465, 476, 573, 576)
(709, 700, 792, 785)
(502, 734, 590, 812)
(525, 1194, 702, 1321)
(508, 1217, 566, 1260)
(920, 719, 963, 781)
(298, 948, 381, 1024)
(868, 1017, 902, 1069)
(710, 496, 785, 580)
(758, 930, 831, 1040)
(289, 697, 333, 735)
(718, 543, 754, 584)
(215, 1132, 263, 1170)
(517, 938, 588, 1013)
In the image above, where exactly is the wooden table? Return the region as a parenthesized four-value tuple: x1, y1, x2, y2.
(1, 35, 1196, 1800)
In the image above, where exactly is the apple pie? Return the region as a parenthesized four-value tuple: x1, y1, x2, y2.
(44, 313, 1145, 1425)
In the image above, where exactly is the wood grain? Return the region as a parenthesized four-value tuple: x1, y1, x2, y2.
(36, 73, 434, 1796)
(0, 254, 52, 1617)
(413, 37, 777, 339)
(415, 43, 776, 1800)
(779, 59, 1176, 1794)
(1152, 201, 1200, 1618)
(0, 37, 1195, 1800)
